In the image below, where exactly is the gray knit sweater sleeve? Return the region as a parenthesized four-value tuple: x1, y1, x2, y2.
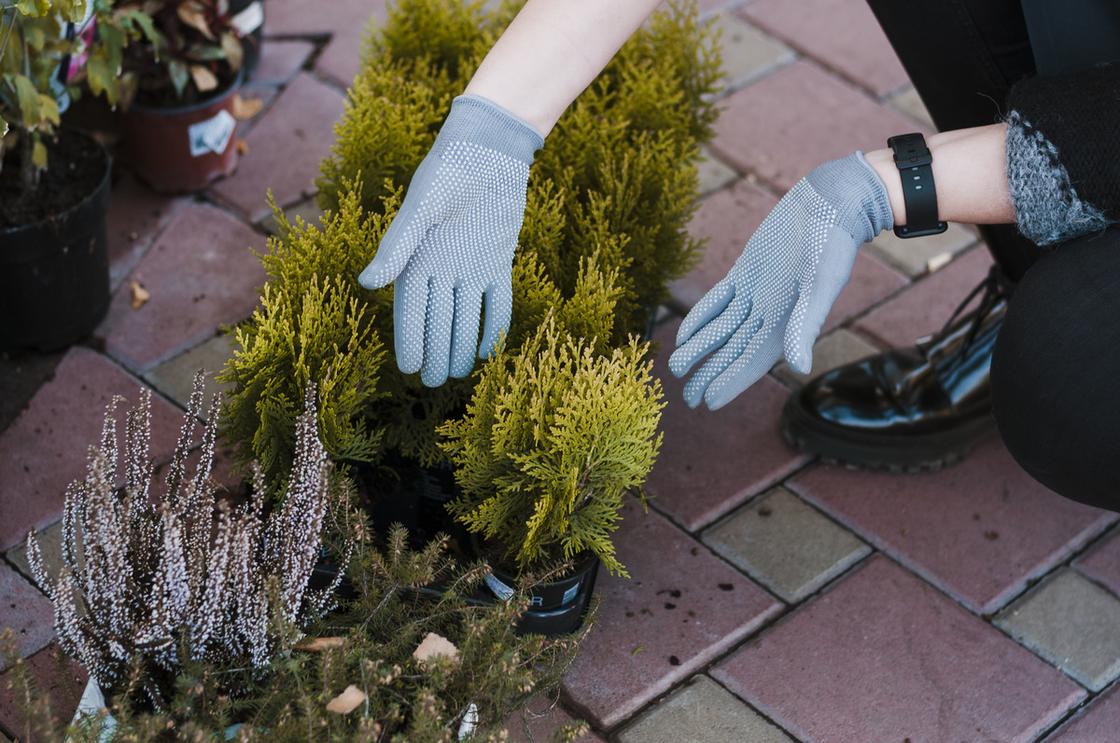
(1004, 63, 1120, 246)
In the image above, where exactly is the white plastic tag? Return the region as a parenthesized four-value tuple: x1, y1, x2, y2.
(483, 572, 515, 602)
(188, 109, 236, 157)
(230, 1, 264, 35)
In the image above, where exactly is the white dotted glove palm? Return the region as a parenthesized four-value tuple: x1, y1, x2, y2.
(358, 94, 544, 387)
(669, 152, 893, 409)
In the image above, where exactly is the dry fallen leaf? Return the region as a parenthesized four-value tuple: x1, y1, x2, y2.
(231, 93, 263, 120)
(295, 636, 346, 652)
(325, 684, 366, 714)
(412, 632, 460, 665)
(189, 64, 218, 93)
(129, 280, 150, 310)
(235, 138, 248, 155)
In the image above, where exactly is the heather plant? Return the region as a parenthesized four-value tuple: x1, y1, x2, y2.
(440, 317, 665, 577)
(25, 375, 352, 709)
(7, 528, 587, 742)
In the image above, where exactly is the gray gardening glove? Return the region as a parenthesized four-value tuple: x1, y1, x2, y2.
(669, 152, 893, 409)
(358, 94, 544, 387)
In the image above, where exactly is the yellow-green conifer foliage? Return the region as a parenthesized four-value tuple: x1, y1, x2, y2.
(440, 318, 665, 576)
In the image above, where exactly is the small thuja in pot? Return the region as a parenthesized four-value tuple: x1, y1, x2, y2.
(25, 374, 353, 710)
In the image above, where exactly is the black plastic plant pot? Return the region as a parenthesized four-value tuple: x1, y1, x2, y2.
(356, 457, 471, 550)
(514, 571, 598, 636)
(0, 130, 111, 352)
(484, 550, 601, 614)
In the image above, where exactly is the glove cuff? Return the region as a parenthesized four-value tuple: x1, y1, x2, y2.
(436, 94, 545, 164)
(805, 152, 894, 243)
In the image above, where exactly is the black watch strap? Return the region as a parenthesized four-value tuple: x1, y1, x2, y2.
(887, 132, 948, 238)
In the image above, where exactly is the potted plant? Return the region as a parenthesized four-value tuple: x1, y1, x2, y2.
(114, 0, 246, 192)
(24, 374, 354, 724)
(438, 316, 664, 634)
(0, 0, 134, 351)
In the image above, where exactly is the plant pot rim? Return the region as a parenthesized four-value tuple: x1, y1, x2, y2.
(0, 128, 111, 237)
(128, 67, 244, 116)
(471, 532, 599, 585)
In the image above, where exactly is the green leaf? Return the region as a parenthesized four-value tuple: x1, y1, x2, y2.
(15, 0, 51, 18)
(31, 138, 46, 168)
(184, 43, 226, 62)
(120, 9, 161, 54)
(37, 93, 58, 125)
(0, 116, 8, 138)
(167, 59, 189, 99)
(85, 56, 117, 105)
(11, 74, 40, 127)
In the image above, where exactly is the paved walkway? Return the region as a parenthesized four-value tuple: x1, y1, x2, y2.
(4, 1, 1120, 741)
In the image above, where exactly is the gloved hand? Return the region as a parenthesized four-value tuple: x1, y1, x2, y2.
(669, 152, 894, 409)
(358, 94, 544, 387)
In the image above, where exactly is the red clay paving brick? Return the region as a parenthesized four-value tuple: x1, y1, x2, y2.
(0, 347, 183, 550)
(739, 0, 910, 97)
(671, 178, 777, 311)
(209, 73, 345, 222)
(251, 39, 315, 85)
(1074, 527, 1120, 598)
(0, 564, 55, 672)
(713, 556, 1085, 743)
(788, 439, 1117, 614)
(1048, 683, 1120, 742)
(0, 644, 87, 735)
(99, 203, 265, 371)
(107, 173, 189, 292)
(821, 250, 907, 331)
(263, 0, 387, 37)
(644, 320, 810, 532)
(562, 500, 781, 730)
(505, 697, 603, 743)
(856, 245, 994, 347)
(710, 60, 926, 192)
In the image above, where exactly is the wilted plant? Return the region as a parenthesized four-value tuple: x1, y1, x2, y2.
(440, 316, 664, 576)
(25, 374, 351, 709)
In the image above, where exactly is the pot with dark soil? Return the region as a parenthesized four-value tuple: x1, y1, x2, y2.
(0, 130, 112, 351)
(115, 0, 247, 192)
(0, 2, 137, 351)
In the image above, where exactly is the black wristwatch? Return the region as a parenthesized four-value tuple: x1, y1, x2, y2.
(886, 132, 948, 238)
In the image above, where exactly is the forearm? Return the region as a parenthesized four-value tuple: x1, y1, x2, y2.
(864, 123, 1014, 227)
(463, 0, 662, 136)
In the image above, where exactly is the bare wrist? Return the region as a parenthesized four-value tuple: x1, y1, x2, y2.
(865, 147, 907, 226)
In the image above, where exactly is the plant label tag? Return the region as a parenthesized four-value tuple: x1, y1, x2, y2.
(189, 110, 237, 157)
(562, 583, 580, 605)
(231, 1, 265, 35)
(483, 573, 515, 602)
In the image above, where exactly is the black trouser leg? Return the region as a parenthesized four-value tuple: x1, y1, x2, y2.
(991, 228, 1120, 507)
(866, 0, 1040, 281)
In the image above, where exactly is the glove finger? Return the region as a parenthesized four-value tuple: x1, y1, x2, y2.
(668, 295, 752, 378)
(478, 280, 513, 358)
(394, 271, 429, 375)
(421, 279, 455, 388)
(676, 280, 736, 347)
(359, 209, 425, 289)
(704, 322, 782, 410)
(682, 314, 763, 409)
(449, 286, 484, 379)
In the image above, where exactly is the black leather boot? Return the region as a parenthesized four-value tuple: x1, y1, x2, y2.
(780, 267, 1011, 473)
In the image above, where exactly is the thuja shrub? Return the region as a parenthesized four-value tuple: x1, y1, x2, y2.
(25, 377, 352, 710)
(320, 0, 722, 338)
(440, 317, 665, 577)
(10, 528, 586, 742)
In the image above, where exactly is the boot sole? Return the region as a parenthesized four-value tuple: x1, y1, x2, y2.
(780, 394, 997, 474)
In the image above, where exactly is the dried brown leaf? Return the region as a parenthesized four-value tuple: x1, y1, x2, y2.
(325, 684, 366, 714)
(412, 632, 459, 665)
(189, 64, 218, 92)
(129, 280, 150, 310)
(177, 1, 215, 40)
(295, 636, 346, 652)
(231, 94, 262, 120)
